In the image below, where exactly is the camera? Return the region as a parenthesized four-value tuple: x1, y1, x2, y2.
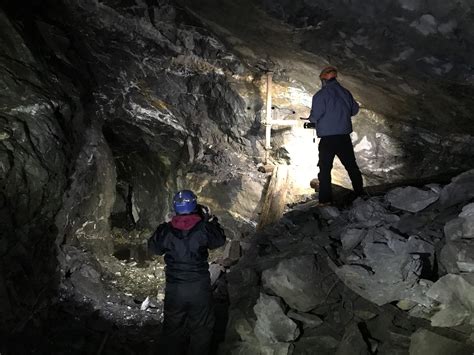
(303, 122, 315, 129)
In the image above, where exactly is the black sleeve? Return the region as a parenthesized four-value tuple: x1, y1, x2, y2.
(204, 219, 226, 250)
(147, 223, 168, 255)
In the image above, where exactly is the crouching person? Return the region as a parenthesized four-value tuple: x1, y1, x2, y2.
(148, 190, 226, 355)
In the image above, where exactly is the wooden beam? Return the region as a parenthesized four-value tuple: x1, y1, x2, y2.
(257, 165, 290, 230)
(265, 72, 273, 151)
(270, 119, 299, 126)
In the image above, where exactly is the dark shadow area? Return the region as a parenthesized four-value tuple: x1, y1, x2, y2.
(2, 300, 162, 355)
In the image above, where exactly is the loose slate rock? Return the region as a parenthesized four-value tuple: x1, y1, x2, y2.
(426, 274, 474, 327)
(443, 218, 464, 241)
(460, 203, 474, 238)
(253, 293, 300, 343)
(287, 310, 323, 329)
(336, 323, 370, 355)
(439, 169, 474, 208)
(341, 228, 366, 251)
(331, 229, 434, 305)
(70, 264, 105, 302)
(409, 328, 474, 355)
(349, 198, 400, 227)
(440, 241, 474, 274)
(262, 255, 325, 312)
(386, 186, 439, 213)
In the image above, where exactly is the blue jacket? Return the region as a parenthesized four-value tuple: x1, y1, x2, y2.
(309, 79, 359, 137)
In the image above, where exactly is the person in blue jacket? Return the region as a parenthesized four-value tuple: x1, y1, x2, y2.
(148, 190, 226, 355)
(308, 66, 364, 204)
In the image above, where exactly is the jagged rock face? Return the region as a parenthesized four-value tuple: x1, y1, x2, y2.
(0, 0, 266, 341)
(54, 0, 266, 232)
(184, 0, 474, 185)
(0, 9, 73, 335)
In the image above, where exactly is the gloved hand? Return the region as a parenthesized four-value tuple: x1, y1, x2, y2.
(197, 204, 211, 221)
(208, 215, 219, 224)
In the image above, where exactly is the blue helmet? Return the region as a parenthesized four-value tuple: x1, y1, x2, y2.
(173, 190, 197, 215)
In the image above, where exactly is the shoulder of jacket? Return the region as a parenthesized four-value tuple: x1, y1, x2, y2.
(156, 222, 171, 234)
(314, 89, 327, 98)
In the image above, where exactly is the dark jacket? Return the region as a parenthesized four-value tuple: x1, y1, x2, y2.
(148, 214, 226, 284)
(309, 78, 359, 137)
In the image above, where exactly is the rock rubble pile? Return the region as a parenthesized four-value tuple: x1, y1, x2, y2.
(221, 169, 474, 354)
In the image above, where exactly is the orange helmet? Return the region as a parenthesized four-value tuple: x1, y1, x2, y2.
(319, 66, 338, 80)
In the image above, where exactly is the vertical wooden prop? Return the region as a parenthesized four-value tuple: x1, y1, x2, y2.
(264, 72, 273, 164)
(257, 165, 290, 230)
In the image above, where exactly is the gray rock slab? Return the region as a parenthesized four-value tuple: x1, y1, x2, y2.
(223, 240, 241, 266)
(341, 228, 366, 251)
(227, 267, 259, 305)
(409, 328, 473, 355)
(386, 186, 439, 213)
(293, 333, 339, 355)
(460, 203, 474, 238)
(220, 342, 294, 355)
(349, 198, 400, 227)
(253, 293, 300, 344)
(336, 323, 370, 355)
(209, 263, 224, 286)
(426, 274, 474, 327)
(439, 169, 474, 208)
(318, 206, 340, 220)
(444, 218, 464, 241)
(70, 264, 105, 302)
(287, 310, 323, 329)
(396, 214, 428, 234)
(262, 255, 326, 312)
(440, 241, 474, 274)
(330, 231, 435, 305)
(225, 308, 257, 344)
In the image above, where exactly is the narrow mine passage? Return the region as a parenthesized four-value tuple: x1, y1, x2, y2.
(1, 0, 474, 354)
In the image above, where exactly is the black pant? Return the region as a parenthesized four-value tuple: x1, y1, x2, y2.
(318, 134, 363, 203)
(162, 279, 215, 355)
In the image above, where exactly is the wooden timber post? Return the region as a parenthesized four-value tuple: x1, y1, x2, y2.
(257, 164, 290, 231)
(258, 72, 301, 229)
(264, 72, 273, 164)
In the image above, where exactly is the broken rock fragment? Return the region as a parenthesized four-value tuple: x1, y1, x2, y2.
(331, 228, 434, 305)
(439, 169, 474, 208)
(262, 255, 326, 312)
(385, 186, 439, 213)
(336, 323, 370, 355)
(426, 274, 474, 327)
(439, 241, 474, 273)
(287, 310, 323, 329)
(253, 293, 300, 344)
(349, 198, 400, 227)
(341, 228, 366, 251)
(459, 203, 474, 238)
(409, 328, 474, 355)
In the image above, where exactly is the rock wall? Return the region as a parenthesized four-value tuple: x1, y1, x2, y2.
(184, 0, 474, 187)
(0, 7, 74, 336)
(55, 0, 266, 234)
(0, 0, 269, 342)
